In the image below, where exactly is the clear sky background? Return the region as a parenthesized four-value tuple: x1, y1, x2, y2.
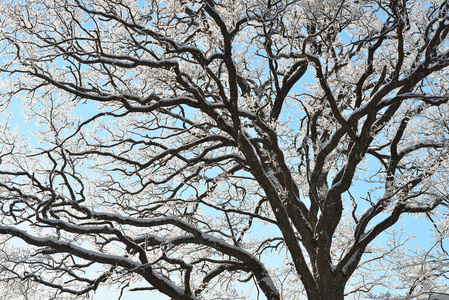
(2, 10, 448, 298)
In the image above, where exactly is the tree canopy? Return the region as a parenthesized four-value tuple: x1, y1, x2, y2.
(0, 0, 449, 299)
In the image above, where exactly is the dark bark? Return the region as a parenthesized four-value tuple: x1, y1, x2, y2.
(1, 0, 449, 299)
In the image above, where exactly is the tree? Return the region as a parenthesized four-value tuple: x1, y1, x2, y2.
(0, 0, 449, 299)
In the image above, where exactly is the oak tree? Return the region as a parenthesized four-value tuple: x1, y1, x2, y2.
(1, 0, 449, 299)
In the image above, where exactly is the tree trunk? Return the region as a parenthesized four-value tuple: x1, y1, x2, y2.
(317, 279, 345, 300)
(305, 271, 346, 300)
